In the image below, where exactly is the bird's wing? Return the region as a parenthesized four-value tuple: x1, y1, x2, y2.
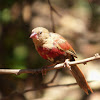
(50, 33, 77, 58)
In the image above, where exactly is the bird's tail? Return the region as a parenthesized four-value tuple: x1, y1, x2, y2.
(70, 64, 93, 95)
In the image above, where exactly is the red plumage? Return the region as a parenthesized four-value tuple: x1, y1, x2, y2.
(37, 47, 65, 60)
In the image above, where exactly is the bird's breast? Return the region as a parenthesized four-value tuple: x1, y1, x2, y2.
(37, 46, 66, 62)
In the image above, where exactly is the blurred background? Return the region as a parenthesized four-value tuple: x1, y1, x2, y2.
(0, 0, 100, 100)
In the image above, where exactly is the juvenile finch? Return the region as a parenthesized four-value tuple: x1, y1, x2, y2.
(30, 27, 93, 94)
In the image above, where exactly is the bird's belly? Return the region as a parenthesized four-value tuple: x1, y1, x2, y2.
(37, 47, 67, 63)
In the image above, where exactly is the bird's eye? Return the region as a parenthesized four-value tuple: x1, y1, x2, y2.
(39, 31, 42, 34)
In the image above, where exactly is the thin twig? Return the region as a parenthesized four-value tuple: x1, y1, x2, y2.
(68, 53, 100, 65)
(48, 0, 62, 17)
(1, 80, 95, 100)
(45, 70, 59, 84)
(48, 0, 62, 33)
(48, 0, 55, 32)
(0, 53, 100, 75)
(23, 80, 95, 93)
(88, 0, 95, 11)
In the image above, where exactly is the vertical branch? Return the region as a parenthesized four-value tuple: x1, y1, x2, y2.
(88, 0, 94, 9)
(48, 0, 55, 33)
(50, 8, 55, 33)
(48, 0, 62, 33)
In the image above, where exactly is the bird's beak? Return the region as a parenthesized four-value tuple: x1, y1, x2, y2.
(30, 32, 37, 38)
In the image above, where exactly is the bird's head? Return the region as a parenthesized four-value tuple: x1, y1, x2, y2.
(30, 27, 49, 41)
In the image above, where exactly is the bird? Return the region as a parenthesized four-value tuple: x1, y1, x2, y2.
(30, 27, 93, 95)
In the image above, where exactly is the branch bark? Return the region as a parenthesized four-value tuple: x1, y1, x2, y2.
(0, 53, 100, 75)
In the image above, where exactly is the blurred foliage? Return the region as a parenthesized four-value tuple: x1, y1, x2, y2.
(1, 8, 11, 23)
(0, 0, 100, 100)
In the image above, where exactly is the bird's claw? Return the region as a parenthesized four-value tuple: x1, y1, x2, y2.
(41, 67, 47, 76)
(64, 59, 71, 70)
(41, 64, 56, 76)
(95, 53, 99, 57)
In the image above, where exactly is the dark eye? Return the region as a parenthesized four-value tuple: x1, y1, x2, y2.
(39, 31, 42, 34)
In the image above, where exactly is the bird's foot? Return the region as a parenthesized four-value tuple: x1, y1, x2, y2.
(41, 67, 47, 76)
(41, 63, 56, 76)
(64, 59, 71, 70)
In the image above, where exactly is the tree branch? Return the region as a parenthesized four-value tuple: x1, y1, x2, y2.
(0, 53, 100, 75)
